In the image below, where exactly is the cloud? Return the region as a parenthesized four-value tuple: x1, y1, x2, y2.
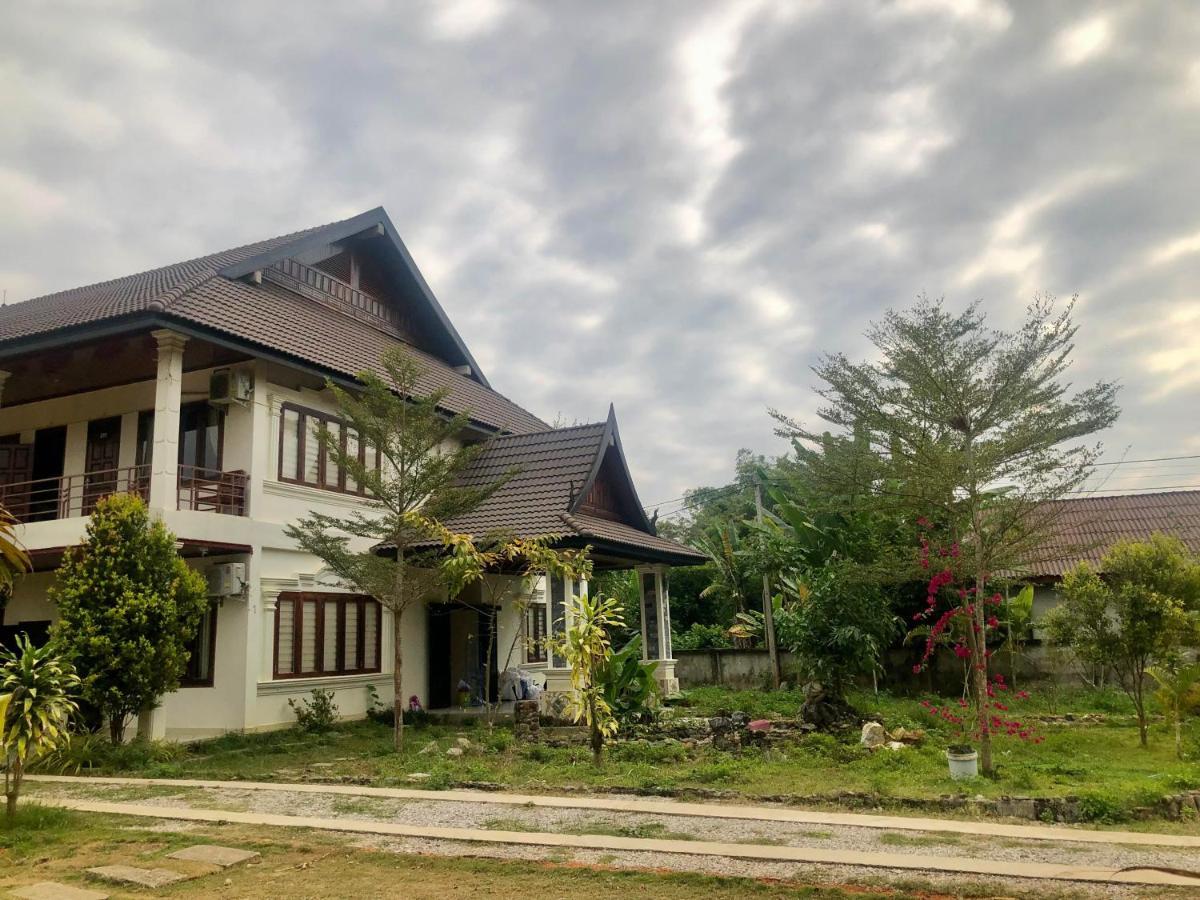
(3, 1, 1199, 503)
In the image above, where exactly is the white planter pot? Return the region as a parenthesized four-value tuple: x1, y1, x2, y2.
(946, 748, 978, 780)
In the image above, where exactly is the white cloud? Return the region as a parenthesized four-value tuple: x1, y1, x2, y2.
(1054, 16, 1112, 67)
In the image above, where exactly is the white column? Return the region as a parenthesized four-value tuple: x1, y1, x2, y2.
(149, 330, 187, 512)
(259, 583, 283, 683)
(637, 565, 678, 696)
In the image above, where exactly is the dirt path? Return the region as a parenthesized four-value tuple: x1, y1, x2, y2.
(25, 776, 1200, 897)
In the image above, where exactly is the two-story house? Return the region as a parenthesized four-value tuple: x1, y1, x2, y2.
(0, 207, 703, 740)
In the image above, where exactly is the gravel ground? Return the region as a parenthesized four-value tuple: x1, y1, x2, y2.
(28, 781, 1200, 898)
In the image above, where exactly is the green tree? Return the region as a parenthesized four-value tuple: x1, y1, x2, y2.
(50, 493, 207, 743)
(285, 351, 510, 751)
(0, 636, 80, 819)
(554, 591, 624, 765)
(0, 504, 30, 592)
(1045, 534, 1200, 747)
(772, 297, 1120, 773)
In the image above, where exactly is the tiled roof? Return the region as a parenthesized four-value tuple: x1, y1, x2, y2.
(414, 420, 706, 566)
(0, 211, 547, 435)
(1028, 490, 1200, 577)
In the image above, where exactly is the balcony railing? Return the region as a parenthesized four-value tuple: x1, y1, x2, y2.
(177, 465, 248, 516)
(0, 465, 149, 523)
(0, 464, 249, 523)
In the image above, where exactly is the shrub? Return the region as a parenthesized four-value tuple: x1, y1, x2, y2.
(289, 688, 339, 733)
(672, 623, 732, 651)
(36, 732, 185, 773)
(1075, 791, 1126, 824)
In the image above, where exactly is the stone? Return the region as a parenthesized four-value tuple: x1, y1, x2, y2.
(707, 716, 733, 734)
(513, 699, 541, 742)
(418, 740, 439, 755)
(445, 746, 464, 757)
(747, 719, 773, 733)
(885, 741, 906, 751)
(860, 721, 886, 749)
(85, 866, 189, 888)
(455, 737, 472, 749)
(407, 772, 432, 781)
(730, 711, 750, 728)
(167, 845, 261, 868)
(11, 884, 110, 900)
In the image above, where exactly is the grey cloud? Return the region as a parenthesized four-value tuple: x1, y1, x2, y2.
(3, 0, 1200, 505)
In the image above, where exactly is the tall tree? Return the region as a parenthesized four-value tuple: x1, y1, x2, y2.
(285, 351, 509, 751)
(772, 296, 1119, 773)
(50, 492, 208, 742)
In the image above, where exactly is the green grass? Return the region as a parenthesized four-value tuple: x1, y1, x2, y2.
(37, 688, 1200, 825)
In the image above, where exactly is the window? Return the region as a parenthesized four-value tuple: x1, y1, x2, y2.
(274, 593, 381, 678)
(181, 603, 218, 687)
(525, 603, 547, 664)
(277, 403, 378, 494)
(179, 402, 223, 474)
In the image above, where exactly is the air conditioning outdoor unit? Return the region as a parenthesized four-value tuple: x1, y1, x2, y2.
(209, 368, 253, 405)
(207, 562, 247, 598)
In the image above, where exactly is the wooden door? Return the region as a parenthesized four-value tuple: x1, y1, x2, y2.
(83, 417, 122, 514)
(0, 444, 34, 520)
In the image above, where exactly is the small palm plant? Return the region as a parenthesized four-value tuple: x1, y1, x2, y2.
(0, 503, 30, 591)
(555, 591, 624, 766)
(0, 636, 80, 820)
(1148, 663, 1200, 761)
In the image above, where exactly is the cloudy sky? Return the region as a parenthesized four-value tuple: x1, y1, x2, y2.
(4, 1, 1200, 514)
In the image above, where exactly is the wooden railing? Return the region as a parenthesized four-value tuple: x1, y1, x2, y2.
(265, 258, 407, 335)
(177, 465, 248, 516)
(0, 465, 149, 523)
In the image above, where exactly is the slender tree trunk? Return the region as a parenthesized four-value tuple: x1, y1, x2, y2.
(588, 693, 602, 766)
(1134, 677, 1148, 748)
(6, 759, 23, 821)
(392, 604, 405, 752)
(136, 701, 155, 741)
(109, 715, 125, 744)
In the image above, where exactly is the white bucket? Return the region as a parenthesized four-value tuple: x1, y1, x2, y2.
(946, 748, 979, 780)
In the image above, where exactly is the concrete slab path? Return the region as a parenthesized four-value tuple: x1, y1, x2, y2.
(27, 773, 1200, 849)
(37, 795, 1200, 889)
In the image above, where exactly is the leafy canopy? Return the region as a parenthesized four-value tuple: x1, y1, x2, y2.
(49, 492, 208, 742)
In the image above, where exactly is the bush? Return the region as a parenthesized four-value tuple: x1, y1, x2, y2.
(289, 689, 339, 733)
(1075, 791, 1126, 824)
(672, 623, 732, 651)
(35, 732, 185, 774)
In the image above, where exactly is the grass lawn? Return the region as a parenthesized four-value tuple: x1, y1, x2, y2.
(0, 803, 1086, 900)
(38, 687, 1200, 825)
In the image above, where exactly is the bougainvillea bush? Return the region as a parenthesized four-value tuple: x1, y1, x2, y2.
(911, 524, 1040, 755)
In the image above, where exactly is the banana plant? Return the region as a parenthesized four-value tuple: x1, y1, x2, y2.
(999, 584, 1035, 687)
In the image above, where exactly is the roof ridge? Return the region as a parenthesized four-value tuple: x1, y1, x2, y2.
(1048, 489, 1200, 504)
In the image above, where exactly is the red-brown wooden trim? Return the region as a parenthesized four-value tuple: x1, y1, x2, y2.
(271, 591, 382, 679)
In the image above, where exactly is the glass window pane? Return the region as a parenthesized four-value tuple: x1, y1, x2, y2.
(363, 602, 378, 669)
(343, 601, 359, 670)
(323, 601, 339, 673)
(276, 599, 294, 674)
(304, 416, 321, 484)
(300, 600, 317, 672)
(324, 422, 341, 488)
(281, 410, 300, 480)
(549, 578, 566, 668)
(345, 429, 359, 493)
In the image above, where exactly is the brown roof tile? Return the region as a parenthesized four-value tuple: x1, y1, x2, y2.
(1029, 490, 1200, 577)
(0, 211, 547, 434)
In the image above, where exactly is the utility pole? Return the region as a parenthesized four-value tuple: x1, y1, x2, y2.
(755, 481, 781, 689)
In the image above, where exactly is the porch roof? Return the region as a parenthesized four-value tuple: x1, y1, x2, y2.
(382, 409, 706, 569)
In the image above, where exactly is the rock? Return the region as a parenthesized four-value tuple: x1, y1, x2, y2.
(455, 737, 472, 749)
(730, 711, 750, 728)
(888, 726, 925, 745)
(860, 721, 886, 749)
(11, 884, 110, 900)
(747, 719, 773, 733)
(708, 716, 733, 734)
(445, 746, 464, 757)
(167, 845, 261, 868)
(86, 866, 189, 888)
(418, 740, 439, 755)
(407, 772, 432, 781)
(885, 741, 906, 751)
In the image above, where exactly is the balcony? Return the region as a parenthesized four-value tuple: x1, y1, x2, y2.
(0, 465, 247, 523)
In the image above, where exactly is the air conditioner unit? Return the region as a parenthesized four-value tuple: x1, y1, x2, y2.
(209, 368, 253, 405)
(206, 562, 247, 598)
